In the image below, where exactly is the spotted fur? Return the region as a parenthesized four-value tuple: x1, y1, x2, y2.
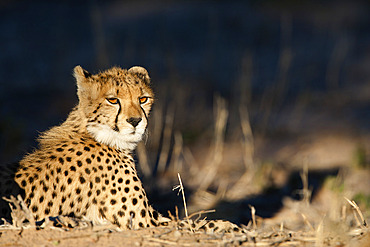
(0, 65, 167, 229)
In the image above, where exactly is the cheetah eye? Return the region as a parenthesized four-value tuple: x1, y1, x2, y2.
(139, 97, 148, 104)
(107, 98, 119, 104)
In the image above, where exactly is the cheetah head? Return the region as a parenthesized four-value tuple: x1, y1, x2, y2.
(74, 65, 154, 151)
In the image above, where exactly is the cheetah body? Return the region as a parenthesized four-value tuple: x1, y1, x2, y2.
(0, 66, 166, 229)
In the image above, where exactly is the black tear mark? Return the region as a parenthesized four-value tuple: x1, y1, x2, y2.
(113, 100, 121, 132)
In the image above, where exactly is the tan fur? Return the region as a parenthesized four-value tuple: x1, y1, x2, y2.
(0, 65, 167, 229)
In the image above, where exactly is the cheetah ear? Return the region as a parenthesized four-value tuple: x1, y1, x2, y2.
(74, 65, 94, 101)
(128, 66, 150, 84)
(74, 65, 91, 84)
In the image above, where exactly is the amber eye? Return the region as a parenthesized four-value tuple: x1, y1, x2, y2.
(139, 97, 148, 104)
(107, 98, 118, 104)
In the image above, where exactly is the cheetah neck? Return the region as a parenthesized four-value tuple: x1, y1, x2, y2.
(39, 107, 140, 152)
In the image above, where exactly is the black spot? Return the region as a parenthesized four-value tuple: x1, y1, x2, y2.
(86, 158, 92, 164)
(105, 179, 109, 185)
(107, 153, 112, 158)
(76, 151, 82, 156)
(39, 196, 44, 203)
(76, 188, 81, 194)
(70, 201, 75, 208)
(98, 165, 103, 170)
(60, 185, 66, 192)
(140, 209, 146, 218)
(125, 179, 130, 185)
(68, 148, 75, 152)
(79, 176, 86, 184)
(133, 176, 138, 182)
(43, 186, 48, 192)
(87, 191, 92, 197)
(110, 199, 117, 205)
(85, 168, 91, 174)
(132, 198, 138, 205)
(124, 187, 129, 193)
(96, 189, 101, 196)
(66, 157, 72, 162)
(95, 177, 101, 183)
(111, 189, 117, 195)
(153, 211, 159, 220)
(107, 166, 112, 171)
(56, 148, 64, 152)
(58, 157, 64, 165)
(70, 166, 76, 171)
(77, 160, 83, 167)
(45, 208, 50, 215)
(134, 186, 140, 191)
(61, 196, 66, 203)
(92, 198, 97, 204)
(21, 180, 26, 187)
(105, 158, 110, 164)
(89, 144, 95, 148)
(139, 222, 144, 228)
(67, 178, 72, 184)
(97, 157, 101, 162)
(121, 197, 127, 203)
(84, 146, 90, 151)
(77, 196, 83, 203)
(130, 211, 135, 218)
(50, 155, 56, 160)
(118, 210, 125, 217)
(209, 222, 215, 228)
(56, 167, 61, 173)
(150, 219, 158, 226)
(28, 176, 34, 184)
(124, 169, 130, 174)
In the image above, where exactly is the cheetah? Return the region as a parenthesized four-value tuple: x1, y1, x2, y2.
(0, 65, 168, 229)
(0, 65, 244, 234)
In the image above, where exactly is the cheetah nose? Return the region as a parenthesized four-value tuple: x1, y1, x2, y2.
(126, 117, 142, 127)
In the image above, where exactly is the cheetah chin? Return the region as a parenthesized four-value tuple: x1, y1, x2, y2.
(87, 123, 145, 151)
